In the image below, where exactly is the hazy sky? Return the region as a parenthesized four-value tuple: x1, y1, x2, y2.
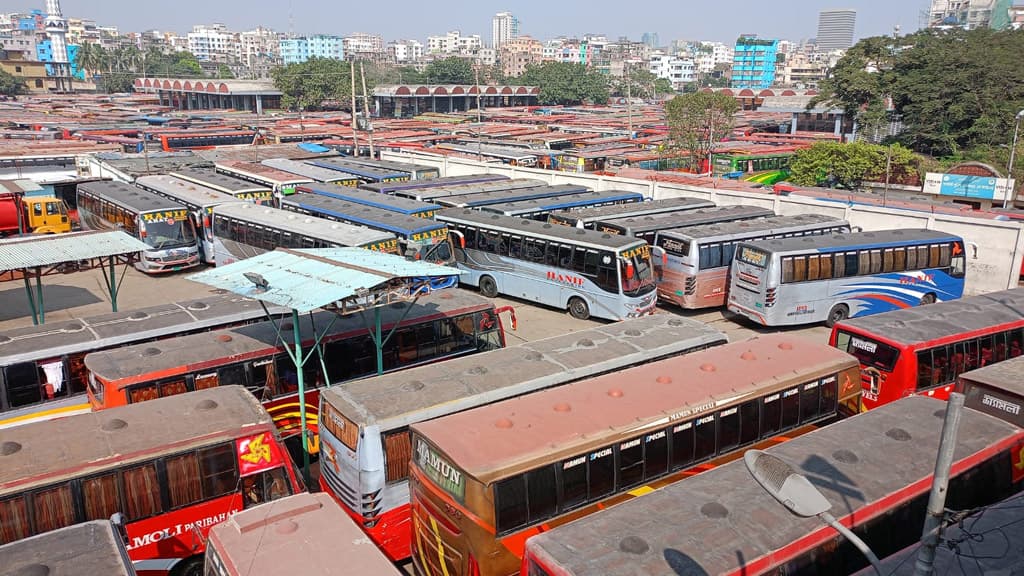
(33, 1, 925, 44)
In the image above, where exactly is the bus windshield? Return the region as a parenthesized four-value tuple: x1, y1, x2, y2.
(144, 218, 197, 250)
(737, 245, 770, 268)
(622, 246, 655, 297)
(834, 330, 900, 371)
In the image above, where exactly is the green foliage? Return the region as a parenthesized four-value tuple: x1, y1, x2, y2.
(217, 64, 235, 79)
(788, 142, 919, 189)
(518, 62, 610, 105)
(424, 57, 474, 84)
(97, 72, 137, 94)
(0, 68, 26, 96)
(272, 57, 361, 111)
(612, 67, 675, 98)
(665, 92, 739, 172)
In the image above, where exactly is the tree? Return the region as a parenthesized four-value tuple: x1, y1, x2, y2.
(665, 91, 739, 173)
(613, 67, 674, 99)
(75, 43, 106, 80)
(518, 62, 610, 105)
(217, 64, 235, 79)
(272, 57, 357, 111)
(0, 68, 26, 97)
(424, 57, 474, 84)
(788, 141, 920, 189)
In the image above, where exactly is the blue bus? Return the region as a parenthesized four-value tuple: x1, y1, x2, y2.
(390, 179, 546, 202)
(307, 158, 410, 184)
(478, 189, 645, 220)
(728, 229, 968, 327)
(436, 184, 591, 208)
(360, 174, 508, 195)
(298, 184, 441, 218)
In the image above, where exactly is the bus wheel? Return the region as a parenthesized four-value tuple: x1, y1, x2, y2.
(825, 304, 849, 328)
(920, 293, 936, 305)
(171, 557, 203, 576)
(478, 275, 499, 298)
(568, 297, 590, 320)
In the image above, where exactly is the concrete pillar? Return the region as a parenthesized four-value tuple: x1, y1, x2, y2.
(431, 96, 436, 113)
(791, 114, 798, 134)
(834, 115, 842, 136)
(413, 98, 419, 115)
(256, 95, 263, 115)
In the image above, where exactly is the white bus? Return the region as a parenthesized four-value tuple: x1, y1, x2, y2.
(210, 202, 398, 266)
(135, 174, 243, 265)
(170, 168, 274, 205)
(653, 214, 850, 310)
(728, 229, 968, 327)
(437, 208, 657, 321)
(546, 196, 715, 229)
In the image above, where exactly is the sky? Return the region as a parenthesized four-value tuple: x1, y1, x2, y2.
(37, 0, 926, 44)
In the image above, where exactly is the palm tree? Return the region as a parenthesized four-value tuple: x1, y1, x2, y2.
(76, 43, 106, 82)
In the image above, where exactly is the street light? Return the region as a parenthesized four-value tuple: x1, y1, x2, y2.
(744, 449, 883, 576)
(1003, 109, 1024, 209)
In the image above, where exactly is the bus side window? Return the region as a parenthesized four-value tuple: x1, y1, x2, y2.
(893, 247, 907, 272)
(844, 252, 859, 277)
(31, 483, 75, 534)
(781, 257, 794, 283)
(545, 242, 560, 266)
(4, 362, 42, 408)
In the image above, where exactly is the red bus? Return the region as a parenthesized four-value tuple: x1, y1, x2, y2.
(829, 287, 1024, 410)
(84, 290, 511, 455)
(521, 394, 1024, 576)
(0, 386, 304, 576)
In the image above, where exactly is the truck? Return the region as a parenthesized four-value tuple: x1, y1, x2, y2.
(0, 192, 73, 236)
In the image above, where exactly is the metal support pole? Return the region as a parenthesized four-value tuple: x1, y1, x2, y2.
(34, 267, 44, 325)
(819, 511, 882, 576)
(1005, 115, 1022, 209)
(913, 392, 966, 576)
(291, 308, 311, 487)
(108, 256, 119, 312)
(375, 306, 384, 376)
(23, 271, 38, 325)
(883, 144, 893, 208)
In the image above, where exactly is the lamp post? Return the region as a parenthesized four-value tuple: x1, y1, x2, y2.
(1003, 109, 1024, 209)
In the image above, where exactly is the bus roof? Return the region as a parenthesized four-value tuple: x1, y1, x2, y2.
(478, 190, 644, 215)
(259, 158, 360, 183)
(213, 203, 396, 247)
(135, 174, 244, 209)
(959, 354, 1024, 399)
(599, 205, 772, 234)
(2, 521, 134, 576)
(216, 161, 313, 186)
(394, 179, 545, 201)
(658, 213, 845, 241)
(335, 156, 435, 175)
(835, 288, 1024, 346)
(548, 197, 715, 225)
(300, 184, 441, 215)
(0, 386, 270, 494)
(437, 209, 648, 251)
(84, 290, 492, 383)
(0, 294, 279, 367)
(323, 314, 727, 431)
(523, 396, 1024, 576)
(411, 334, 857, 481)
(280, 194, 445, 236)
(207, 493, 401, 576)
(308, 158, 408, 180)
(77, 180, 190, 214)
(170, 168, 272, 194)
(741, 228, 961, 253)
(360, 173, 507, 194)
(437, 184, 590, 208)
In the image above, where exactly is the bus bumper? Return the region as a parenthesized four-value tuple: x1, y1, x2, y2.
(137, 253, 200, 274)
(727, 301, 769, 325)
(627, 295, 658, 318)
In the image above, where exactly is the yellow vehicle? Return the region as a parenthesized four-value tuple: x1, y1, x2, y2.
(0, 194, 72, 235)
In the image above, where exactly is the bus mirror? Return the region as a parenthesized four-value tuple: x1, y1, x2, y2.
(967, 241, 978, 259)
(651, 246, 667, 267)
(109, 512, 128, 544)
(449, 230, 465, 249)
(495, 305, 518, 331)
(621, 258, 635, 280)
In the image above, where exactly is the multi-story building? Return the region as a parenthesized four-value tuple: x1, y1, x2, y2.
(928, 0, 1014, 29)
(640, 32, 659, 49)
(65, 18, 99, 46)
(36, 40, 83, 80)
(427, 30, 482, 55)
(648, 53, 696, 87)
(388, 39, 423, 63)
(816, 9, 856, 51)
(694, 41, 733, 73)
(0, 31, 36, 60)
(778, 50, 842, 88)
(187, 23, 239, 62)
(279, 34, 343, 65)
(500, 35, 542, 77)
(239, 26, 280, 77)
(343, 32, 384, 59)
(491, 11, 518, 50)
(731, 36, 778, 89)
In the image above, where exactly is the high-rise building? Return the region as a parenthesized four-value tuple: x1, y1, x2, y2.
(43, 0, 70, 88)
(279, 35, 344, 65)
(731, 36, 779, 89)
(640, 32, 659, 49)
(188, 23, 239, 62)
(343, 32, 384, 59)
(928, 0, 1013, 29)
(816, 9, 856, 50)
(491, 11, 518, 50)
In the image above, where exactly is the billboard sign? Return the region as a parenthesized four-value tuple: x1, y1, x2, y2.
(923, 172, 1013, 201)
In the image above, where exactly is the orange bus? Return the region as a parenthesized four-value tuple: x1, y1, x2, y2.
(84, 290, 511, 455)
(408, 334, 862, 576)
(204, 493, 401, 576)
(0, 386, 304, 576)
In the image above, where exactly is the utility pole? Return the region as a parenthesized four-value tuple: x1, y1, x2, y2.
(350, 59, 359, 157)
(625, 61, 633, 139)
(883, 144, 893, 207)
(475, 66, 483, 162)
(359, 61, 375, 158)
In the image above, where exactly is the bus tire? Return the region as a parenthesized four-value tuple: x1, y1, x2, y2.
(920, 293, 936, 305)
(568, 297, 590, 320)
(825, 304, 849, 328)
(478, 275, 499, 298)
(171, 557, 203, 576)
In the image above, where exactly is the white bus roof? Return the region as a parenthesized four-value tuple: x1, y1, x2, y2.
(213, 202, 395, 247)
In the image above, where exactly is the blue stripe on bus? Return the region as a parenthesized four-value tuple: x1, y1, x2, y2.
(290, 203, 445, 236)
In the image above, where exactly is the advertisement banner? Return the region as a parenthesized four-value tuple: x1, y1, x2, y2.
(922, 172, 1013, 201)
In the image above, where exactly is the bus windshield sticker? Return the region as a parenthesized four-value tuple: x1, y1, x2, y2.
(415, 438, 465, 502)
(142, 210, 189, 223)
(850, 337, 878, 354)
(739, 246, 769, 268)
(236, 432, 285, 476)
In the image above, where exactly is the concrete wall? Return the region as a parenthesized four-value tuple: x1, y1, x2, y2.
(382, 151, 1024, 295)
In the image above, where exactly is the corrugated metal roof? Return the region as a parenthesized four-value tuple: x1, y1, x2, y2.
(187, 248, 463, 312)
(0, 231, 150, 270)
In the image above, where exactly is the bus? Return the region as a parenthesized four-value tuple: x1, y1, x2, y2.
(520, 394, 1024, 576)
(215, 161, 313, 197)
(308, 158, 410, 184)
(76, 180, 201, 274)
(828, 287, 1024, 411)
(319, 314, 728, 561)
(135, 175, 243, 265)
(84, 290, 512, 455)
(360, 173, 508, 195)
(730, 229, 967, 327)
(595, 205, 775, 243)
(435, 184, 591, 209)
(478, 189, 645, 220)
(280, 193, 453, 263)
(160, 130, 256, 151)
(654, 214, 850, 310)
(0, 386, 305, 576)
(204, 493, 401, 576)
(259, 158, 360, 187)
(337, 156, 440, 180)
(391, 179, 546, 202)
(210, 202, 398, 267)
(409, 334, 862, 576)
(170, 168, 274, 206)
(438, 209, 657, 321)
(301, 184, 442, 219)
(2, 520, 136, 576)
(0, 294, 282, 431)
(959, 354, 1024, 428)
(546, 197, 715, 229)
